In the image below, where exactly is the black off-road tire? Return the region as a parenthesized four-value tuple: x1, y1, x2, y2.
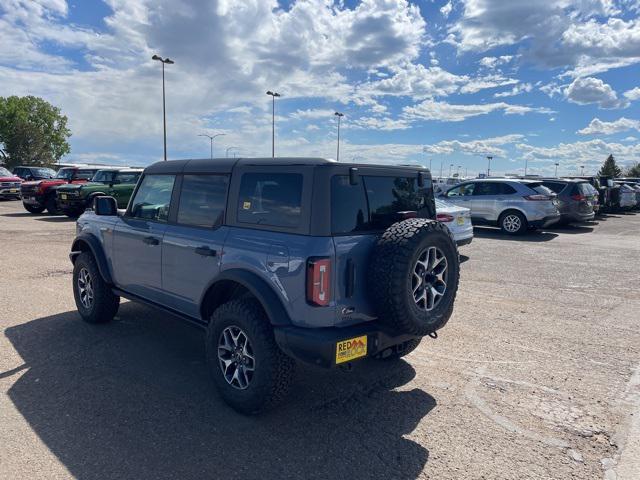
(499, 210, 527, 235)
(206, 298, 295, 415)
(369, 218, 460, 336)
(45, 194, 60, 214)
(72, 251, 119, 324)
(23, 202, 45, 214)
(377, 338, 422, 361)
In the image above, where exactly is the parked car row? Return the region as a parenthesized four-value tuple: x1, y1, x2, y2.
(435, 176, 640, 235)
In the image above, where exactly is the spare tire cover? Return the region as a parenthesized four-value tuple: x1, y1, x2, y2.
(369, 218, 460, 336)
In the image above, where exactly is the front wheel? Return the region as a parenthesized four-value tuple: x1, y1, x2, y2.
(72, 252, 119, 323)
(499, 211, 527, 235)
(206, 298, 295, 414)
(23, 202, 45, 214)
(45, 194, 60, 214)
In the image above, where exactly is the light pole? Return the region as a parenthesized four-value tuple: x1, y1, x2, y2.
(198, 133, 225, 160)
(152, 54, 174, 161)
(440, 161, 444, 178)
(555, 162, 559, 177)
(524, 158, 528, 176)
(266, 91, 281, 158)
(457, 165, 461, 177)
(486, 155, 493, 176)
(334, 112, 344, 161)
(580, 165, 585, 176)
(422, 146, 432, 171)
(449, 163, 453, 177)
(226, 146, 238, 158)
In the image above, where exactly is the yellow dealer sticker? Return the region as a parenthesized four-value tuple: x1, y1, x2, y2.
(335, 335, 367, 364)
(242, 201, 251, 210)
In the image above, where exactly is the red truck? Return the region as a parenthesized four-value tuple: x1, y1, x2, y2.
(0, 167, 22, 200)
(21, 166, 98, 214)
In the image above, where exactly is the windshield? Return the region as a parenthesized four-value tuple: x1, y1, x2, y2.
(91, 170, 117, 183)
(32, 168, 56, 178)
(0, 167, 12, 176)
(55, 169, 75, 180)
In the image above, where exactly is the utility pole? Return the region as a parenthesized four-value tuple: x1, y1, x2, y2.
(266, 91, 281, 158)
(334, 112, 344, 161)
(152, 55, 175, 161)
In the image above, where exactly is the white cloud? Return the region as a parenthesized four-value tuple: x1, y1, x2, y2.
(402, 99, 553, 122)
(448, 0, 640, 76)
(423, 134, 525, 157)
(517, 139, 640, 165)
(440, 1, 453, 17)
(290, 109, 337, 120)
(564, 77, 629, 109)
(478, 55, 514, 70)
(577, 117, 640, 135)
(494, 83, 533, 98)
(624, 87, 640, 101)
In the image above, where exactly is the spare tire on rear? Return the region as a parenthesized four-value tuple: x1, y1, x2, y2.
(369, 218, 460, 336)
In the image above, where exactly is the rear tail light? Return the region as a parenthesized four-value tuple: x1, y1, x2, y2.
(436, 213, 454, 222)
(571, 194, 586, 201)
(523, 194, 551, 201)
(307, 258, 331, 306)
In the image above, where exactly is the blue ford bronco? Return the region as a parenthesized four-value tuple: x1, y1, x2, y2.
(70, 158, 460, 413)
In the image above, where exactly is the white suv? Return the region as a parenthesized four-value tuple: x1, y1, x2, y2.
(441, 178, 560, 235)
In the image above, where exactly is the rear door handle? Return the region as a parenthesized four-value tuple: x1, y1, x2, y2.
(195, 246, 217, 257)
(143, 236, 159, 246)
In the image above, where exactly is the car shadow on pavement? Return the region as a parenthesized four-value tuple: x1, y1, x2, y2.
(473, 226, 558, 242)
(4, 303, 435, 480)
(544, 224, 595, 234)
(1, 212, 48, 218)
(35, 216, 74, 222)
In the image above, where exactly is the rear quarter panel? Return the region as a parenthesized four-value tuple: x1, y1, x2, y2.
(222, 227, 337, 328)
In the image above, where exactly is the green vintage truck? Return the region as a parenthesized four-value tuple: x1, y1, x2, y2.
(56, 167, 142, 217)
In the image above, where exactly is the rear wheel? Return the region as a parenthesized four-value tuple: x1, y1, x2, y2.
(206, 298, 295, 414)
(499, 211, 527, 235)
(23, 202, 45, 214)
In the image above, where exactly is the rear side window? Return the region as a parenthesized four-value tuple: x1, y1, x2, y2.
(577, 183, 594, 195)
(76, 169, 97, 180)
(542, 182, 566, 194)
(92, 171, 117, 183)
(527, 183, 554, 196)
(115, 172, 141, 184)
(237, 173, 302, 228)
(177, 174, 229, 228)
(331, 176, 368, 233)
(331, 175, 430, 234)
(473, 182, 501, 195)
(129, 174, 176, 222)
(446, 183, 475, 197)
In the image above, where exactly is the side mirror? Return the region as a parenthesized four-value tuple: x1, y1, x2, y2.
(94, 196, 117, 216)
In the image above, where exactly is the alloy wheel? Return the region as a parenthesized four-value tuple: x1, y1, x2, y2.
(218, 326, 255, 390)
(503, 214, 522, 233)
(77, 267, 94, 309)
(411, 246, 448, 311)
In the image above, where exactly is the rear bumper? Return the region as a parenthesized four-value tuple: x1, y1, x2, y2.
(530, 214, 560, 228)
(561, 211, 595, 223)
(274, 322, 420, 369)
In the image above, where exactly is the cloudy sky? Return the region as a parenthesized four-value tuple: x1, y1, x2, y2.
(1, 0, 639, 176)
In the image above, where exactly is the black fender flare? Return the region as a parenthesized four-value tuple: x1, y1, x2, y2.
(69, 233, 114, 284)
(201, 269, 292, 327)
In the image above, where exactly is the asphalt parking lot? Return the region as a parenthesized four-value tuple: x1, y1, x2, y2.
(1, 199, 639, 480)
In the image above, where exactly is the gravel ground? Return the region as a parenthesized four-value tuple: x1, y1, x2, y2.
(1, 199, 639, 480)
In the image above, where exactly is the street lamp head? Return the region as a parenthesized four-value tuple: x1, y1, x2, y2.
(266, 91, 281, 97)
(164, 58, 174, 64)
(334, 112, 344, 117)
(152, 54, 161, 61)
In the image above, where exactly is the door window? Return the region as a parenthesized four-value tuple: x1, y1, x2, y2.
(129, 174, 176, 222)
(177, 174, 229, 228)
(446, 183, 475, 197)
(237, 173, 303, 228)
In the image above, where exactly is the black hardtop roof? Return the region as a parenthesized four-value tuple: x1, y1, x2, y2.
(144, 157, 429, 175)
